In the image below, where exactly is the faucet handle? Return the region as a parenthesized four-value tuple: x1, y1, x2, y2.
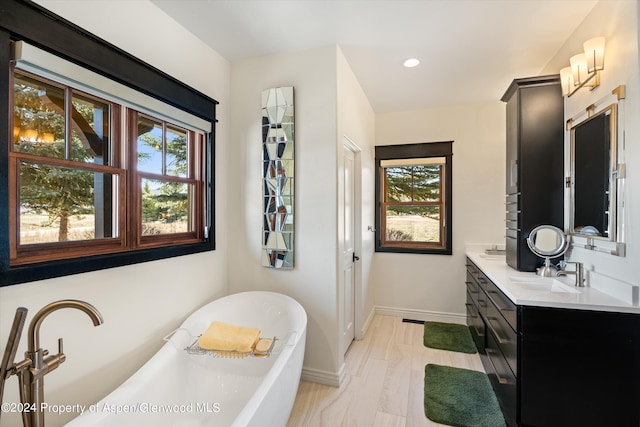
(43, 338, 66, 374)
(57, 338, 66, 361)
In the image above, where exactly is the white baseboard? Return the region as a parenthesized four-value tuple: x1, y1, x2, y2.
(300, 306, 465, 387)
(358, 306, 376, 339)
(300, 364, 344, 387)
(374, 305, 466, 325)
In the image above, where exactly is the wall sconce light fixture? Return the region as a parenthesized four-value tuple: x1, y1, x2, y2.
(560, 37, 605, 97)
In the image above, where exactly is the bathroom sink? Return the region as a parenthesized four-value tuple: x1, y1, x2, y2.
(509, 276, 581, 294)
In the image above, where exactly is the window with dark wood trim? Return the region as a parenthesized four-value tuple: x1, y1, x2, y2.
(375, 142, 453, 255)
(9, 70, 208, 266)
(0, 0, 218, 286)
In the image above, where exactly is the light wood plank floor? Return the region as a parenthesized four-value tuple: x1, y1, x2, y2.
(287, 315, 485, 427)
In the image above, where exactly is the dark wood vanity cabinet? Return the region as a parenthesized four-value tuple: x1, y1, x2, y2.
(501, 76, 564, 272)
(465, 258, 640, 427)
(466, 258, 518, 426)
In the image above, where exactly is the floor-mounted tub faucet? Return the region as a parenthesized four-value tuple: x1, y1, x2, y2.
(0, 300, 103, 427)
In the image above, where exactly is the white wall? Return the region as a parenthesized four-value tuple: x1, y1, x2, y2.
(541, 1, 640, 291)
(0, 2, 230, 426)
(373, 102, 506, 319)
(336, 46, 376, 354)
(228, 47, 342, 383)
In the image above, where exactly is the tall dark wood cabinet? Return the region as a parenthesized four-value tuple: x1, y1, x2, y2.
(501, 75, 564, 272)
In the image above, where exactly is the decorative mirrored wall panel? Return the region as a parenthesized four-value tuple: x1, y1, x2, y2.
(261, 87, 294, 268)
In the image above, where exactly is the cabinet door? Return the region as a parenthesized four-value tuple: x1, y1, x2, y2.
(519, 306, 640, 427)
(505, 91, 519, 195)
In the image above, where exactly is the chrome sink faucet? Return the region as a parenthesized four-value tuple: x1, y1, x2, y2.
(556, 261, 585, 287)
(0, 300, 103, 427)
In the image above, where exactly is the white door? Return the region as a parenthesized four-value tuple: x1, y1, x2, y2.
(341, 146, 356, 353)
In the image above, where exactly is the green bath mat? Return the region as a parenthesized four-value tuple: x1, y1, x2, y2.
(424, 364, 506, 427)
(423, 321, 477, 354)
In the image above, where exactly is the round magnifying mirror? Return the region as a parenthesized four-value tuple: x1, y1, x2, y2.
(526, 225, 568, 276)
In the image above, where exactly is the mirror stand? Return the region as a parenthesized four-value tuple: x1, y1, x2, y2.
(537, 257, 558, 277)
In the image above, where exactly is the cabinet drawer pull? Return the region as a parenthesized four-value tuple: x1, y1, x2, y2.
(487, 316, 511, 344)
(487, 290, 515, 312)
(473, 325, 485, 338)
(465, 305, 485, 337)
(486, 348, 514, 385)
(465, 281, 479, 293)
(464, 303, 478, 319)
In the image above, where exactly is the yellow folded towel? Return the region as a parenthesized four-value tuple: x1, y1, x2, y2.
(198, 321, 261, 353)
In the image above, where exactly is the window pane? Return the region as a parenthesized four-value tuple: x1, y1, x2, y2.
(13, 73, 65, 159)
(71, 93, 111, 164)
(385, 205, 440, 243)
(166, 126, 188, 178)
(141, 178, 192, 235)
(19, 162, 117, 244)
(385, 167, 412, 202)
(137, 116, 163, 174)
(412, 165, 441, 202)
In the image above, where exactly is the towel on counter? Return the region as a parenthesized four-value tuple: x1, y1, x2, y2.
(198, 321, 261, 353)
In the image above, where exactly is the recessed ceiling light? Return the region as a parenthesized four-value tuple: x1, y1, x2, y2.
(403, 58, 421, 68)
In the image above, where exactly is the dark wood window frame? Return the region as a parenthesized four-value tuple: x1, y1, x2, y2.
(375, 142, 453, 255)
(0, 0, 218, 286)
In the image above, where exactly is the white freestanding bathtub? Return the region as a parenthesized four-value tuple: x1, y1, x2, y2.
(65, 291, 307, 427)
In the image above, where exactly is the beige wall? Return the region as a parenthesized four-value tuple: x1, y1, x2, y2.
(0, 2, 230, 426)
(336, 46, 376, 357)
(373, 102, 506, 318)
(228, 46, 342, 383)
(228, 45, 376, 385)
(541, 1, 640, 291)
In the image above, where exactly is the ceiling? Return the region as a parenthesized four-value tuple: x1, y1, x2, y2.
(151, 0, 598, 113)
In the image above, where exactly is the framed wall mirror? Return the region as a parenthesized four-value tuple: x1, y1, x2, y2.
(569, 96, 625, 256)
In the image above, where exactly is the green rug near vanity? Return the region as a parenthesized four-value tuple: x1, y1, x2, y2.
(423, 321, 477, 354)
(424, 364, 506, 427)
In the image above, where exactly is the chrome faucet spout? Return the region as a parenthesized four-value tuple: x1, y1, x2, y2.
(556, 261, 585, 287)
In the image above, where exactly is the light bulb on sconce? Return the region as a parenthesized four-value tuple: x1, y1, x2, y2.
(584, 36, 605, 72)
(41, 133, 55, 144)
(570, 53, 589, 85)
(24, 129, 38, 142)
(560, 36, 605, 97)
(15, 128, 56, 145)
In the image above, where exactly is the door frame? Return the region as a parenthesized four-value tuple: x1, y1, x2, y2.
(339, 135, 363, 360)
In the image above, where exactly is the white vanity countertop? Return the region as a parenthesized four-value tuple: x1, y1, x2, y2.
(466, 249, 640, 314)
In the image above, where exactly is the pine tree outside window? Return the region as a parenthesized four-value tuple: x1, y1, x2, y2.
(9, 69, 208, 266)
(375, 142, 453, 254)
